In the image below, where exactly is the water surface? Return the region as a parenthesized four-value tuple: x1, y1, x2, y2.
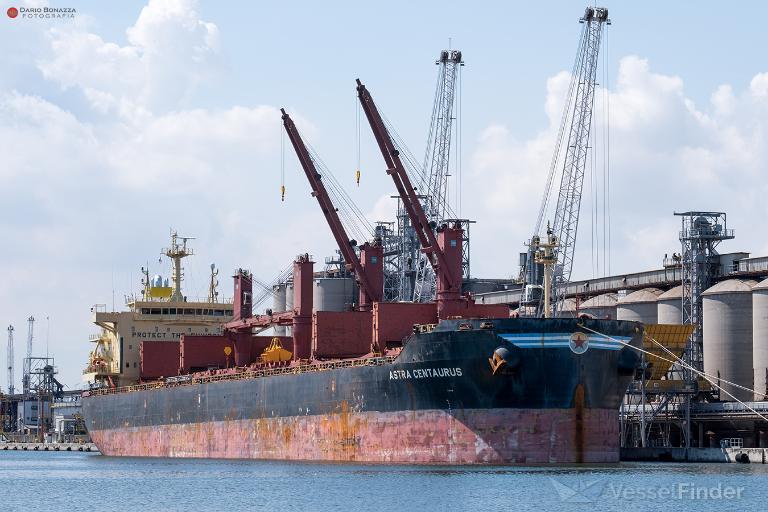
(1, 452, 766, 511)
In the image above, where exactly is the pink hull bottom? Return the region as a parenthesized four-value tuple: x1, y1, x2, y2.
(91, 409, 619, 464)
(90, 408, 620, 464)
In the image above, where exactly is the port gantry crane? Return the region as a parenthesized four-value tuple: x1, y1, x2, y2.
(412, 49, 465, 303)
(22, 316, 33, 395)
(280, 109, 384, 311)
(524, 6, 609, 317)
(6, 326, 14, 395)
(356, 79, 463, 319)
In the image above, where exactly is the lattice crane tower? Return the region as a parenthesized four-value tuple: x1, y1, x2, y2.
(413, 49, 464, 302)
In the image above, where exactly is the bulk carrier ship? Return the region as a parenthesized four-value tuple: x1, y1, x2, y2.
(82, 245, 641, 463)
(82, 16, 642, 463)
(83, 312, 641, 463)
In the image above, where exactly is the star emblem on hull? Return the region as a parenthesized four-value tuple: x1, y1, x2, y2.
(569, 332, 589, 354)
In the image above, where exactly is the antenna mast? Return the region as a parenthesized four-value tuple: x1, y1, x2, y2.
(163, 231, 195, 302)
(208, 263, 220, 303)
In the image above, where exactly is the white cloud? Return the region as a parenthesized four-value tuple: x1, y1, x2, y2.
(465, 55, 768, 282)
(0, 0, 308, 388)
(367, 194, 398, 226)
(711, 84, 735, 116)
(750, 72, 768, 98)
(0, 91, 99, 182)
(38, 0, 219, 114)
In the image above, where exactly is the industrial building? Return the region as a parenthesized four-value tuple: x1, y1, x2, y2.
(1, 318, 88, 443)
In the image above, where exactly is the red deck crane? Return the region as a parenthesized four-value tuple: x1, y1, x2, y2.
(355, 80, 463, 319)
(281, 109, 383, 311)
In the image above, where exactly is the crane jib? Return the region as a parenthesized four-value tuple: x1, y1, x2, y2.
(280, 109, 381, 307)
(355, 80, 458, 291)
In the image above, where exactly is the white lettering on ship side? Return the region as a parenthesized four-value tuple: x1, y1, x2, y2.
(131, 330, 218, 340)
(389, 367, 463, 380)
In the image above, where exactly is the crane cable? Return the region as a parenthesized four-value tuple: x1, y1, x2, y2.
(251, 263, 294, 313)
(587, 25, 612, 280)
(306, 144, 373, 244)
(605, 28, 612, 276)
(355, 97, 362, 187)
(602, 29, 608, 278)
(380, 111, 459, 222)
(533, 23, 586, 238)
(589, 115, 597, 277)
(457, 62, 462, 217)
(578, 324, 768, 424)
(279, 110, 371, 243)
(280, 122, 286, 202)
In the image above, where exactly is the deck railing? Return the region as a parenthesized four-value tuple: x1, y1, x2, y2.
(83, 355, 396, 397)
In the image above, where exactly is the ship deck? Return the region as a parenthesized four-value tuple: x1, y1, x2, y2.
(83, 355, 397, 397)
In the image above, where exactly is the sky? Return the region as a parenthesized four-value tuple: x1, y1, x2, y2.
(1, 0, 767, 388)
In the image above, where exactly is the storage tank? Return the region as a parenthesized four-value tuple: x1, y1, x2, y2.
(313, 277, 355, 312)
(657, 285, 683, 325)
(753, 278, 768, 400)
(558, 297, 579, 318)
(284, 283, 294, 336)
(511, 305, 539, 318)
(272, 283, 288, 336)
(272, 283, 287, 312)
(617, 288, 663, 324)
(285, 283, 294, 311)
(702, 279, 757, 402)
(579, 293, 617, 319)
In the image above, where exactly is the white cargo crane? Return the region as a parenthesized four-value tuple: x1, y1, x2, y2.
(523, 6, 610, 316)
(412, 49, 465, 303)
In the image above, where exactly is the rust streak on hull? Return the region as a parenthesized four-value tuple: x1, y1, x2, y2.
(574, 384, 585, 464)
(90, 408, 621, 464)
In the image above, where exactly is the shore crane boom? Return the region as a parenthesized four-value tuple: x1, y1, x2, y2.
(281, 109, 383, 310)
(525, 6, 609, 315)
(413, 49, 464, 303)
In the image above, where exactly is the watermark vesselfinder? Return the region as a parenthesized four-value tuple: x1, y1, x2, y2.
(550, 478, 745, 503)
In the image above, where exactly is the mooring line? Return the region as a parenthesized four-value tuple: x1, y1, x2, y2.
(578, 323, 768, 424)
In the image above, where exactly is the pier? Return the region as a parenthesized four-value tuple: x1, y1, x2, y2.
(622, 447, 768, 464)
(0, 442, 97, 452)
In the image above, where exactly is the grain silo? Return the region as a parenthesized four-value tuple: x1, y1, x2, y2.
(558, 297, 579, 318)
(272, 283, 288, 336)
(511, 305, 537, 318)
(753, 278, 768, 400)
(617, 288, 663, 324)
(702, 279, 757, 402)
(285, 283, 294, 311)
(657, 285, 683, 325)
(579, 293, 617, 320)
(284, 282, 294, 336)
(313, 277, 355, 312)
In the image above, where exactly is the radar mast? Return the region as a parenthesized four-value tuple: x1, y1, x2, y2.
(163, 231, 195, 302)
